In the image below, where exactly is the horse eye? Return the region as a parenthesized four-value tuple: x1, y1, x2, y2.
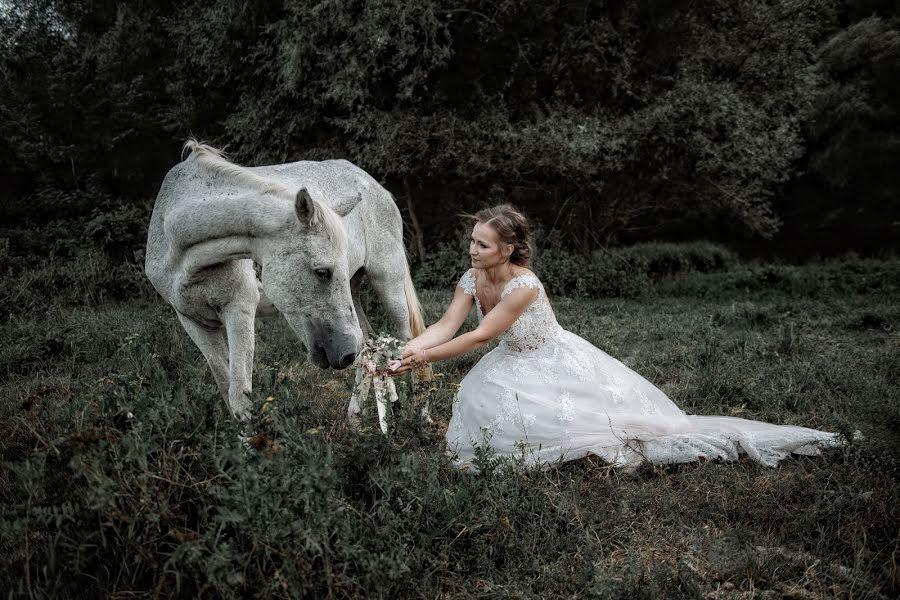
(314, 268, 332, 281)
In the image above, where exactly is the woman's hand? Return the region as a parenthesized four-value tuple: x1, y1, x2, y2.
(388, 346, 428, 376)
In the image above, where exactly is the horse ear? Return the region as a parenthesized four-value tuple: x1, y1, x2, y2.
(295, 188, 316, 226)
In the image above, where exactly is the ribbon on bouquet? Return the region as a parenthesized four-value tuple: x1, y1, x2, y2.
(350, 357, 401, 434)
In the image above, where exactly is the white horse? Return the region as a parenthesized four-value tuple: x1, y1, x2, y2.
(145, 140, 425, 421)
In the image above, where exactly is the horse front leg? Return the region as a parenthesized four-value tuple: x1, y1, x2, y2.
(221, 303, 256, 422)
(255, 277, 280, 318)
(176, 313, 230, 405)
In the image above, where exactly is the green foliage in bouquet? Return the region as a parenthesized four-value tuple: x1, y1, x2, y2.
(358, 332, 405, 375)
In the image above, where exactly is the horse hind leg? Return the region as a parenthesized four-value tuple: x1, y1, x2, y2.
(366, 269, 412, 339)
(177, 313, 230, 407)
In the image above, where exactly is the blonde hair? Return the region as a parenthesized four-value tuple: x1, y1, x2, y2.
(470, 204, 533, 266)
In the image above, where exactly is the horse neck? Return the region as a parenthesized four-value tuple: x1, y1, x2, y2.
(170, 192, 293, 270)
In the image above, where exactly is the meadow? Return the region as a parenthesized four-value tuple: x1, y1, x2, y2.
(1, 250, 898, 599)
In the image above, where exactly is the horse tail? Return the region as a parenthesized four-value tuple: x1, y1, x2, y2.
(403, 261, 426, 338)
(403, 259, 434, 382)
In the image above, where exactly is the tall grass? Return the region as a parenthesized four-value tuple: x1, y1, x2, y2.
(1, 250, 897, 598)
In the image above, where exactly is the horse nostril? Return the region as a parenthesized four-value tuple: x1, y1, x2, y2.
(336, 352, 356, 370)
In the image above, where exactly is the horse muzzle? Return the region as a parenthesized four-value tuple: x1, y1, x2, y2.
(309, 332, 361, 370)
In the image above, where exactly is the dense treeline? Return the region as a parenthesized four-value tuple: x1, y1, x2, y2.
(0, 0, 897, 266)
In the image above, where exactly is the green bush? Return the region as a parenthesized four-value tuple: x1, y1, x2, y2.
(411, 236, 472, 290)
(0, 369, 610, 598)
(609, 241, 738, 278)
(0, 221, 90, 262)
(0, 248, 153, 315)
(84, 203, 150, 258)
(658, 255, 900, 299)
(534, 246, 652, 299)
(414, 239, 738, 299)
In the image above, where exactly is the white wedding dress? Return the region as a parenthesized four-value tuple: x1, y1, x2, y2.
(445, 269, 843, 471)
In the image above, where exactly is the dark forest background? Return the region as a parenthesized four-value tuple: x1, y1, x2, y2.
(1, 0, 898, 272)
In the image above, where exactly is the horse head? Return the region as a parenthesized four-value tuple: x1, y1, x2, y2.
(260, 188, 362, 369)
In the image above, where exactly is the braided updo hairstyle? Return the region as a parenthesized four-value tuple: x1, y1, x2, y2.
(471, 204, 533, 266)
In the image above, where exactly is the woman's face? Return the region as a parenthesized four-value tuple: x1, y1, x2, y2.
(469, 221, 511, 268)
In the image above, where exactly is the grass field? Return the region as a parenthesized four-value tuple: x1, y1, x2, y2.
(1, 257, 898, 599)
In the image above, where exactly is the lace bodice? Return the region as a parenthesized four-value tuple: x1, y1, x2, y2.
(458, 269, 563, 352)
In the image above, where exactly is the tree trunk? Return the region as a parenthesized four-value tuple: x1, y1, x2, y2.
(403, 177, 426, 260)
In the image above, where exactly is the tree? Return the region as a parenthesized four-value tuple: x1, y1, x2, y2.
(3, 0, 895, 256)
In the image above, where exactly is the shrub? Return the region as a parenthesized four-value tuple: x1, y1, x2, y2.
(658, 254, 900, 299)
(610, 241, 738, 278)
(410, 236, 472, 290)
(0, 238, 8, 274)
(84, 203, 150, 258)
(413, 239, 738, 299)
(0, 248, 153, 314)
(534, 246, 652, 299)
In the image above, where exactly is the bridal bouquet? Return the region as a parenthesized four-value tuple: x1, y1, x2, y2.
(350, 333, 405, 433)
(360, 333, 405, 375)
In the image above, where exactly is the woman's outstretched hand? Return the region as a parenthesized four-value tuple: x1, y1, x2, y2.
(388, 346, 428, 376)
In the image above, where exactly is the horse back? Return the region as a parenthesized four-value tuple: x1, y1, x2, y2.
(250, 159, 395, 216)
(251, 159, 403, 262)
(145, 155, 401, 305)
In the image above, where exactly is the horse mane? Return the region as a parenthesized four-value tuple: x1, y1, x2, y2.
(182, 138, 346, 245)
(182, 138, 294, 198)
(310, 195, 348, 247)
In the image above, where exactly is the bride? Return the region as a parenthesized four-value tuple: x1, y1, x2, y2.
(390, 204, 843, 471)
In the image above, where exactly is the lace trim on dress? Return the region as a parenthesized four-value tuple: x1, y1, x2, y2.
(458, 271, 543, 299)
(490, 389, 537, 435)
(458, 269, 476, 296)
(502, 273, 542, 296)
(500, 274, 558, 352)
(556, 391, 576, 423)
(458, 270, 545, 327)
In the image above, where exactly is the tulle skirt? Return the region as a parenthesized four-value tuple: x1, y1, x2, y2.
(445, 331, 842, 471)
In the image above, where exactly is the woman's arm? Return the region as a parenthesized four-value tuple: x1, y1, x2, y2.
(405, 285, 475, 351)
(392, 286, 539, 374)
